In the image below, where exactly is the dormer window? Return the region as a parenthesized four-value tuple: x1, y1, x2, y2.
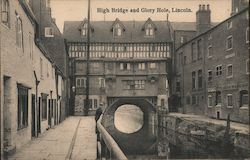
(145, 24, 154, 36)
(113, 23, 122, 37)
(82, 23, 88, 36)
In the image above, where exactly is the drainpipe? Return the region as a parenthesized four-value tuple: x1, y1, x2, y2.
(33, 71, 40, 137)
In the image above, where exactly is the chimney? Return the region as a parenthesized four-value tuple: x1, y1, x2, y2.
(196, 4, 211, 35)
(52, 18, 56, 24)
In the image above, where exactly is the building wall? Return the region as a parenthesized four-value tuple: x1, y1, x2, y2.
(68, 42, 171, 115)
(0, 0, 63, 155)
(172, 8, 249, 123)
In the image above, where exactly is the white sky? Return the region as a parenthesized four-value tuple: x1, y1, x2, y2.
(50, 0, 231, 32)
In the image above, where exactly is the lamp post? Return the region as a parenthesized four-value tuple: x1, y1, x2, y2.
(84, 0, 91, 116)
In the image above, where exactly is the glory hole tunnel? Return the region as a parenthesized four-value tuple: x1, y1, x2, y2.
(101, 97, 158, 155)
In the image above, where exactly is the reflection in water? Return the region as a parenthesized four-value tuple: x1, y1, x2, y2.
(115, 113, 249, 159)
(114, 105, 144, 134)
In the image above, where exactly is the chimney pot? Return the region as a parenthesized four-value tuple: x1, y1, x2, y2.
(199, 4, 202, 10)
(207, 4, 210, 10)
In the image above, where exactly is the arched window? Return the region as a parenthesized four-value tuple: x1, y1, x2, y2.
(1, 0, 10, 26)
(145, 23, 154, 36)
(82, 23, 88, 36)
(113, 23, 122, 37)
(240, 90, 248, 107)
(16, 15, 23, 49)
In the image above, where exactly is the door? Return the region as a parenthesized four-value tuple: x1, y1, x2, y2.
(31, 94, 36, 137)
(48, 99, 52, 127)
(37, 97, 41, 134)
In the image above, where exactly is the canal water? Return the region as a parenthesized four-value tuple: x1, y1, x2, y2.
(114, 106, 250, 159)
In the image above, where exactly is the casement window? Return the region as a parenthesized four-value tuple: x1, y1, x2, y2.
(161, 99, 165, 107)
(138, 63, 145, 70)
(192, 71, 196, 89)
(227, 64, 233, 78)
(208, 70, 212, 82)
(215, 91, 221, 105)
(41, 95, 47, 120)
(216, 65, 222, 76)
(149, 63, 156, 69)
(113, 23, 122, 37)
(208, 95, 213, 107)
(246, 27, 249, 43)
(120, 63, 130, 70)
(76, 77, 86, 87)
(240, 90, 249, 107)
(227, 94, 233, 108)
(99, 78, 105, 88)
(226, 36, 233, 50)
(1, 0, 10, 26)
(246, 59, 249, 74)
(145, 23, 154, 36)
(45, 27, 54, 37)
(82, 23, 88, 36)
(207, 45, 212, 58)
(16, 15, 23, 49)
(197, 39, 202, 60)
(17, 85, 29, 129)
(134, 80, 145, 89)
(40, 58, 43, 79)
(198, 69, 202, 88)
(227, 20, 232, 29)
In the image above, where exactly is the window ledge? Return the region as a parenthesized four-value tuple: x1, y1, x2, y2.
(240, 106, 249, 110)
(226, 48, 233, 51)
(207, 56, 213, 59)
(208, 106, 213, 108)
(17, 126, 28, 131)
(226, 76, 233, 79)
(215, 104, 222, 108)
(227, 106, 233, 108)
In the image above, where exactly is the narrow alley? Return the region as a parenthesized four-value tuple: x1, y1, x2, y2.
(7, 117, 97, 160)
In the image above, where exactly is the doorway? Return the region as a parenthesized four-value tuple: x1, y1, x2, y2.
(216, 111, 220, 119)
(31, 94, 36, 137)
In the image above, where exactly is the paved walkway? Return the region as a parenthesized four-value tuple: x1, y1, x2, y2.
(169, 113, 249, 134)
(8, 116, 97, 160)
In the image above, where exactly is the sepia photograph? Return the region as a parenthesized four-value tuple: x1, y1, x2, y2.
(0, 0, 249, 159)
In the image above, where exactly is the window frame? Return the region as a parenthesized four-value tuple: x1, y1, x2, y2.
(207, 45, 212, 58)
(246, 59, 249, 74)
(216, 65, 222, 76)
(208, 70, 212, 82)
(45, 27, 54, 37)
(208, 95, 213, 107)
(227, 94, 233, 108)
(1, 0, 10, 27)
(17, 85, 29, 130)
(149, 63, 156, 69)
(16, 15, 24, 49)
(226, 64, 233, 78)
(246, 27, 249, 43)
(226, 35, 233, 50)
(227, 20, 232, 29)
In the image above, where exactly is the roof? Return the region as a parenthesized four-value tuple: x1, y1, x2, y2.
(170, 22, 219, 31)
(63, 20, 173, 43)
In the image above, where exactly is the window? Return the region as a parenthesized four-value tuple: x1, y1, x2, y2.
(145, 23, 154, 36)
(45, 0, 51, 8)
(76, 77, 86, 87)
(1, 0, 10, 26)
(176, 81, 180, 92)
(226, 36, 233, 50)
(227, 94, 233, 107)
(17, 85, 29, 129)
(197, 39, 202, 60)
(215, 91, 221, 105)
(216, 65, 222, 76)
(41, 95, 47, 120)
(16, 15, 23, 49)
(134, 80, 145, 89)
(138, 63, 145, 70)
(240, 90, 249, 107)
(208, 95, 213, 107)
(45, 27, 54, 37)
(82, 23, 88, 36)
(207, 45, 212, 58)
(40, 58, 43, 79)
(246, 27, 249, 43)
(227, 64, 233, 78)
(191, 42, 195, 61)
(29, 33, 34, 60)
(120, 63, 130, 70)
(99, 78, 105, 88)
(180, 36, 185, 44)
(208, 70, 212, 82)
(208, 33, 212, 40)
(192, 71, 196, 89)
(161, 99, 165, 107)
(93, 99, 98, 109)
(198, 69, 202, 88)
(113, 23, 122, 37)
(227, 20, 232, 29)
(149, 63, 156, 69)
(246, 59, 249, 74)
(192, 95, 196, 105)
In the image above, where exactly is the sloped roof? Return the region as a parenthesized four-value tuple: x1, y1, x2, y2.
(63, 20, 173, 43)
(170, 22, 219, 31)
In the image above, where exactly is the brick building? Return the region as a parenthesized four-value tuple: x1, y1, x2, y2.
(64, 18, 173, 115)
(172, 2, 249, 123)
(0, 0, 68, 158)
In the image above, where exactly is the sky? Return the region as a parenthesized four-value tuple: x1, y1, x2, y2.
(50, 0, 231, 32)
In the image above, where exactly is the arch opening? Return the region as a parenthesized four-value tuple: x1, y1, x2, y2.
(114, 104, 144, 134)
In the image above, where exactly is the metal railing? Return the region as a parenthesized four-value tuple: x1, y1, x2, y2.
(96, 115, 128, 160)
